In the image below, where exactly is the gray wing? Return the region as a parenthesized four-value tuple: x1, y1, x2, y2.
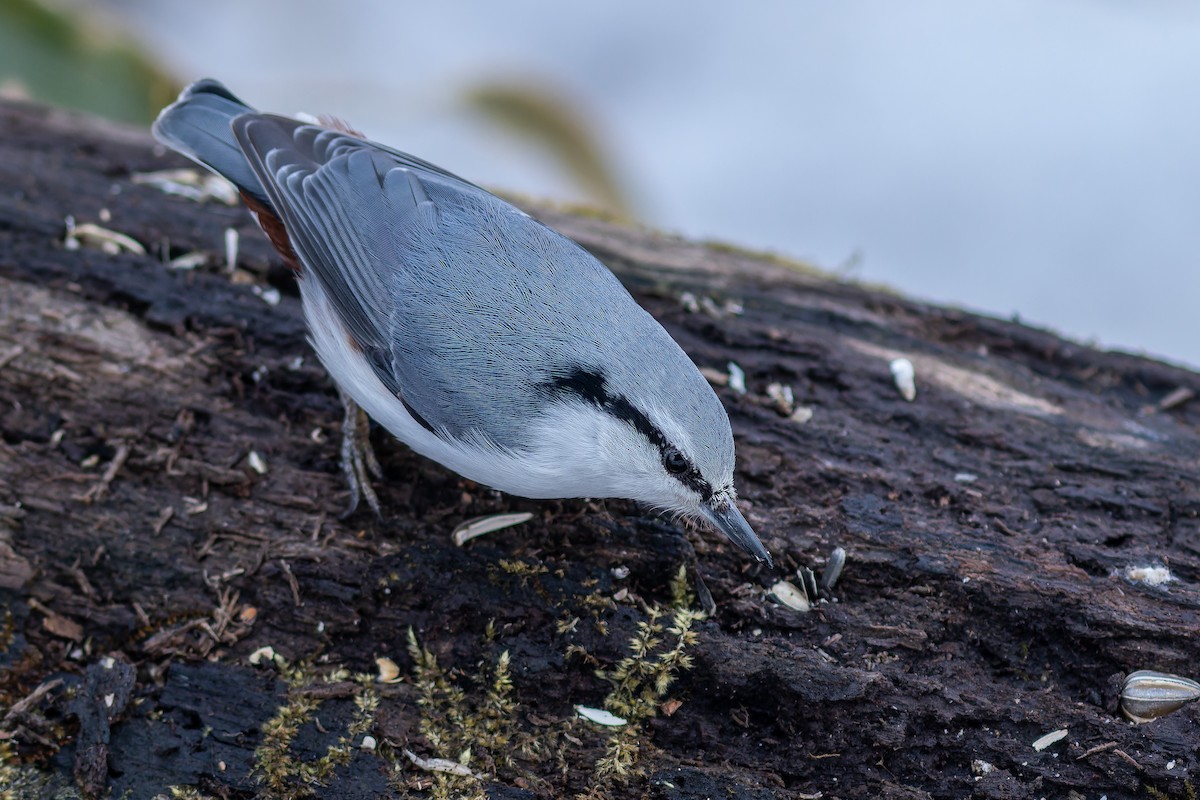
(230, 114, 676, 446)
(232, 116, 429, 360)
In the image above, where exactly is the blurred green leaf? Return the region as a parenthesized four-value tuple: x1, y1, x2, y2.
(0, 0, 176, 123)
(465, 80, 631, 217)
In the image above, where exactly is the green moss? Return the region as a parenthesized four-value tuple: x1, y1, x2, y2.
(1146, 782, 1198, 800)
(589, 606, 703, 784)
(496, 558, 549, 577)
(239, 565, 704, 797)
(167, 788, 218, 800)
(251, 662, 380, 798)
(0, 740, 76, 799)
(668, 564, 695, 610)
(404, 628, 512, 798)
(0, 608, 14, 653)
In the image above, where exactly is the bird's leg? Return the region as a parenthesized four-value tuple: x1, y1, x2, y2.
(338, 390, 383, 519)
(354, 403, 384, 481)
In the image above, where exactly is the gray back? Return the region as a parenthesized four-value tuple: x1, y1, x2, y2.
(233, 117, 728, 459)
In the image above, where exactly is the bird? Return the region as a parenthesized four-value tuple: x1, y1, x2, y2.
(152, 78, 772, 567)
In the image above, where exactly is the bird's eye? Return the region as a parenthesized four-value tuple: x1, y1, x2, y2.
(663, 449, 688, 474)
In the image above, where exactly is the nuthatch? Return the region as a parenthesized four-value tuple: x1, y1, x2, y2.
(153, 79, 771, 566)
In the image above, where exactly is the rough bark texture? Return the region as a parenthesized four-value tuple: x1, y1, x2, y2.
(1, 99, 1199, 800)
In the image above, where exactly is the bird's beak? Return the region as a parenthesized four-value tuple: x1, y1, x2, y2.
(700, 500, 773, 567)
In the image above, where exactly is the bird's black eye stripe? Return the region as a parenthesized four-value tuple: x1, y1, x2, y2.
(545, 368, 713, 500)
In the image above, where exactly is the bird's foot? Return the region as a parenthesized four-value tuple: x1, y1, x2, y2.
(338, 392, 383, 519)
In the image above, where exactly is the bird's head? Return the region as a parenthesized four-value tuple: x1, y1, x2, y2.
(521, 366, 773, 567)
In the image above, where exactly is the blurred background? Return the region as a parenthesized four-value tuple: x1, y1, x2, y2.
(3, 0, 1197, 367)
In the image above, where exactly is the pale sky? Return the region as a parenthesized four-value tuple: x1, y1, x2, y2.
(102, 0, 1200, 367)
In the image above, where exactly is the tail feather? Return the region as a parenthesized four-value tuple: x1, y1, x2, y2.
(152, 79, 270, 207)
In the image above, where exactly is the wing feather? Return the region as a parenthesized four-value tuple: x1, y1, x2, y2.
(228, 112, 682, 447)
(235, 116, 394, 351)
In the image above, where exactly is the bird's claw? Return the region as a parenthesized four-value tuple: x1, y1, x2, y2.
(339, 393, 382, 519)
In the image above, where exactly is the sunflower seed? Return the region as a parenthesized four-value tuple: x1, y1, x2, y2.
(890, 358, 916, 401)
(452, 512, 534, 546)
(1120, 670, 1200, 723)
(576, 705, 627, 726)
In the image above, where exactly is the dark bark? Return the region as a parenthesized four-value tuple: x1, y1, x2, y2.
(1, 98, 1199, 799)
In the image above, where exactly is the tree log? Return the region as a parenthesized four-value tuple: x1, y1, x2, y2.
(1, 98, 1199, 800)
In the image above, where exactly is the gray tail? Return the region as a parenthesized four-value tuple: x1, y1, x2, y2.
(152, 79, 270, 208)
